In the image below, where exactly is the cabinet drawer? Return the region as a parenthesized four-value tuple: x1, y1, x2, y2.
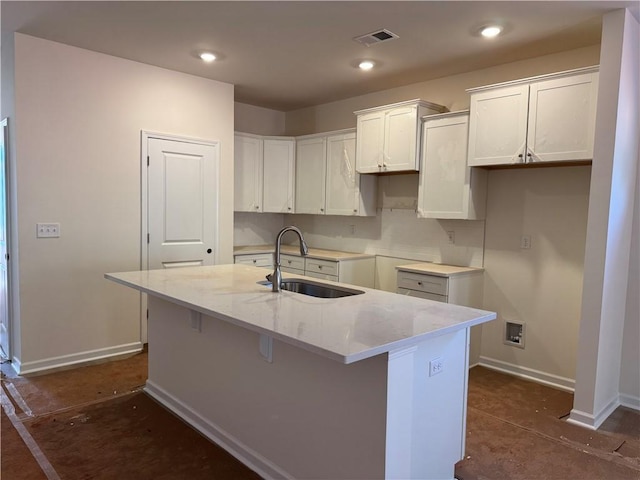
(234, 253, 273, 268)
(280, 254, 305, 271)
(397, 288, 447, 303)
(305, 271, 339, 283)
(397, 271, 448, 295)
(305, 258, 339, 277)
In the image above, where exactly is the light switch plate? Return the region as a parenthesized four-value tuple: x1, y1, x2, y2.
(36, 223, 60, 238)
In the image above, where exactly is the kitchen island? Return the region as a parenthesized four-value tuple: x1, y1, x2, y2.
(106, 264, 495, 480)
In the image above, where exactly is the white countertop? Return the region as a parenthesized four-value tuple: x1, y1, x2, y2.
(396, 263, 484, 277)
(234, 245, 374, 261)
(106, 265, 495, 364)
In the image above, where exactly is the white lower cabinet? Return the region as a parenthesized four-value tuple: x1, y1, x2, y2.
(281, 254, 375, 288)
(234, 252, 274, 269)
(396, 265, 483, 307)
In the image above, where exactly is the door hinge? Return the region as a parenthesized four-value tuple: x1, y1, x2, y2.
(147, 155, 150, 166)
(146, 309, 149, 320)
(147, 233, 150, 244)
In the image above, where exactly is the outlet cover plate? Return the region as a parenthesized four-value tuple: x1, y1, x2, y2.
(36, 223, 60, 238)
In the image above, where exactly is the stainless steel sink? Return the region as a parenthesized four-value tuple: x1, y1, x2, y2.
(258, 279, 364, 298)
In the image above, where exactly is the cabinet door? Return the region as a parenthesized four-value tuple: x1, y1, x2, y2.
(467, 85, 529, 166)
(384, 105, 420, 171)
(234, 134, 263, 212)
(356, 111, 385, 173)
(263, 138, 295, 213)
(527, 72, 598, 163)
(295, 137, 327, 214)
(418, 113, 486, 220)
(326, 132, 359, 215)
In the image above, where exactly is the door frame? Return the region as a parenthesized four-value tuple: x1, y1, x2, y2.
(140, 130, 221, 343)
(0, 118, 12, 360)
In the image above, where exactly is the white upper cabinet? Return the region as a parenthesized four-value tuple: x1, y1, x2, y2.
(467, 67, 599, 167)
(355, 99, 447, 173)
(295, 136, 327, 214)
(262, 137, 296, 213)
(418, 112, 487, 220)
(295, 130, 376, 216)
(325, 131, 376, 216)
(234, 133, 263, 212)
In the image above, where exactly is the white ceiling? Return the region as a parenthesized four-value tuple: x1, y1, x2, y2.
(2, 1, 638, 111)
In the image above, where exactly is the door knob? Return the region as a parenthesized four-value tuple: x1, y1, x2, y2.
(206, 249, 212, 254)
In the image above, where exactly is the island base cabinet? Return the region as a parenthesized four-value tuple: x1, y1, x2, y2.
(145, 296, 469, 480)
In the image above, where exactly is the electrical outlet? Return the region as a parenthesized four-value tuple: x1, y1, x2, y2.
(36, 223, 60, 238)
(429, 357, 444, 377)
(520, 235, 531, 249)
(446, 231, 455, 244)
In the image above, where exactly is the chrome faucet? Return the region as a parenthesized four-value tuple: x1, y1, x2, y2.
(267, 226, 309, 292)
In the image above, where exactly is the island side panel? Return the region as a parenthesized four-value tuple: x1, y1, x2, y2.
(385, 328, 469, 480)
(145, 296, 388, 480)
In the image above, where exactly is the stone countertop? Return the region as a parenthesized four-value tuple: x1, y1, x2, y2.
(106, 264, 495, 364)
(396, 263, 484, 277)
(234, 245, 375, 261)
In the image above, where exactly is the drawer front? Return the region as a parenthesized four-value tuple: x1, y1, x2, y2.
(280, 254, 305, 271)
(281, 266, 304, 274)
(397, 271, 448, 295)
(235, 253, 273, 268)
(305, 271, 339, 283)
(397, 288, 447, 303)
(305, 258, 339, 277)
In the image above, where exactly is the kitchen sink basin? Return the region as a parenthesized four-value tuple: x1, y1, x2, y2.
(258, 279, 364, 298)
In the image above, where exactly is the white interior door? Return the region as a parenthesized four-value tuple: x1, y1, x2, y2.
(0, 119, 9, 359)
(147, 136, 219, 269)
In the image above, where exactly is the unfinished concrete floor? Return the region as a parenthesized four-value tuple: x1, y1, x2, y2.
(1, 352, 639, 480)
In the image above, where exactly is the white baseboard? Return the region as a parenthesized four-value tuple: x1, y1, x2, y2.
(145, 380, 293, 480)
(619, 393, 640, 410)
(15, 342, 143, 375)
(568, 395, 620, 430)
(478, 356, 575, 392)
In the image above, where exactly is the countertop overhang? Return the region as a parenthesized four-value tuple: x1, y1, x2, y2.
(106, 264, 496, 364)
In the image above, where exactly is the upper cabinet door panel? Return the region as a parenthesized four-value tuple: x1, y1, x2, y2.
(527, 72, 598, 162)
(356, 111, 385, 173)
(234, 134, 263, 212)
(326, 132, 358, 215)
(467, 85, 529, 166)
(384, 106, 419, 171)
(263, 138, 295, 213)
(295, 137, 327, 214)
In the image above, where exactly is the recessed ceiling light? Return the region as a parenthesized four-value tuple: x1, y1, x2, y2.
(480, 25, 502, 38)
(359, 60, 375, 71)
(199, 52, 217, 62)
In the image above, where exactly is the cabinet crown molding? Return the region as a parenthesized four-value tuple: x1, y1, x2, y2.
(353, 98, 448, 116)
(466, 65, 599, 94)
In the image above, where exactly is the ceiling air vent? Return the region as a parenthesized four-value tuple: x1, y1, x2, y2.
(353, 29, 399, 47)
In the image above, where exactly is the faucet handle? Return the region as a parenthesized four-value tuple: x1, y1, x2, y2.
(266, 273, 273, 283)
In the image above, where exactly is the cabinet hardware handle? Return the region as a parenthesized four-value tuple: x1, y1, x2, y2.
(255, 205, 259, 210)
(353, 209, 357, 213)
(287, 207, 291, 210)
(320, 208, 324, 212)
(318, 265, 322, 269)
(527, 153, 533, 163)
(418, 281, 422, 286)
